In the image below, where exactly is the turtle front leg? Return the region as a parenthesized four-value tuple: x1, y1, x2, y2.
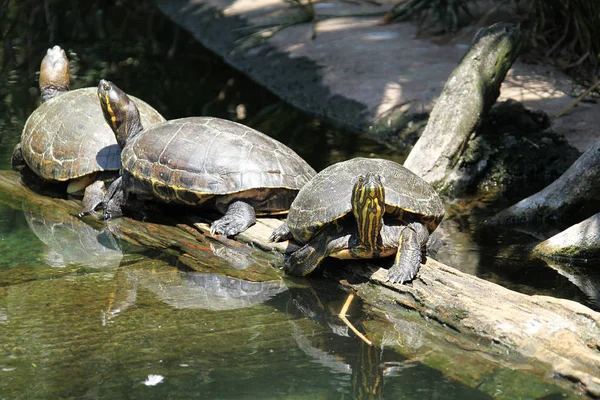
(79, 180, 107, 217)
(387, 222, 429, 284)
(284, 224, 349, 276)
(269, 221, 293, 242)
(102, 176, 126, 220)
(211, 201, 256, 236)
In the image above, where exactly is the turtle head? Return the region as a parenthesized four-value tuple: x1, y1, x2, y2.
(98, 79, 143, 149)
(39, 45, 70, 103)
(351, 171, 385, 253)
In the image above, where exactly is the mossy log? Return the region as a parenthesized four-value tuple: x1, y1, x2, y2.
(1, 170, 600, 396)
(404, 23, 521, 194)
(489, 140, 600, 226)
(534, 212, 600, 260)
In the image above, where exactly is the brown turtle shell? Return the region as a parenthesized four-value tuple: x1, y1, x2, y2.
(21, 87, 165, 182)
(122, 117, 317, 212)
(286, 157, 445, 243)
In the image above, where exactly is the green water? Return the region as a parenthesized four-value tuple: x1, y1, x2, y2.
(0, 2, 595, 398)
(0, 260, 495, 399)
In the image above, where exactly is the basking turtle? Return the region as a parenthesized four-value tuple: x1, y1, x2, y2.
(12, 45, 165, 212)
(269, 158, 444, 284)
(96, 79, 316, 236)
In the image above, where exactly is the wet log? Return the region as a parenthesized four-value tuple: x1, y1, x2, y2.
(0, 170, 599, 396)
(488, 140, 600, 226)
(334, 261, 600, 397)
(403, 23, 521, 194)
(534, 212, 600, 260)
(0, 170, 282, 282)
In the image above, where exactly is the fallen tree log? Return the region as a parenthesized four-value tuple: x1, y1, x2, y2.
(336, 261, 600, 397)
(403, 23, 521, 195)
(534, 212, 600, 260)
(488, 140, 600, 226)
(1, 170, 599, 397)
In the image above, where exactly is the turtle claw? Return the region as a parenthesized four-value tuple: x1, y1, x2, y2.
(269, 222, 292, 242)
(385, 266, 417, 285)
(280, 257, 293, 274)
(210, 216, 249, 237)
(211, 201, 256, 237)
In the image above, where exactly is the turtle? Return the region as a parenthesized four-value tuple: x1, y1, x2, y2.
(269, 157, 444, 284)
(95, 79, 317, 236)
(11, 45, 165, 213)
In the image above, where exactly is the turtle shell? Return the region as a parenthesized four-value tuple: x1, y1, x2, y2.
(287, 157, 444, 243)
(122, 117, 316, 209)
(21, 87, 165, 182)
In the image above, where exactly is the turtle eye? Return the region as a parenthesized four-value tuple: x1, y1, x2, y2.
(357, 175, 365, 183)
(103, 82, 111, 91)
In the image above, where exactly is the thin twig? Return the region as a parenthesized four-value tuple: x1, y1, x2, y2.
(555, 79, 600, 119)
(338, 293, 373, 346)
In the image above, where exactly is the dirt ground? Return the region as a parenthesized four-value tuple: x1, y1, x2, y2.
(156, 0, 600, 153)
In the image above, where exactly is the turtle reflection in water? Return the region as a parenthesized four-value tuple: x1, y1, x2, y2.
(106, 268, 288, 321)
(23, 208, 123, 269)
(12, 46, 165, 215)
(93, 80, 316, 237)
(147, 272, 288, 311)
(271, 158, 445, 284)
(287, 281, 397, 399)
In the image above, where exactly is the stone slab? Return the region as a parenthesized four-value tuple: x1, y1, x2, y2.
(156, 0, 600, 152)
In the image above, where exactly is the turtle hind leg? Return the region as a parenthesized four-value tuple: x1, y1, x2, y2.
(269, 222, 293, 242)
(211, 200, 256, 237)
(11, 143, 24, 172)
(387, 222, 429, 284)
(285, 241, 327, 276)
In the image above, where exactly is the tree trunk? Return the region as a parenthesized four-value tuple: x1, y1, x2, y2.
(404, 23, 521, 194)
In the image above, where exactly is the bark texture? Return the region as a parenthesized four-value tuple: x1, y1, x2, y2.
(404, 23, 521, 194)
(534, 212, 600, 260)
(489, 140, 600, 225)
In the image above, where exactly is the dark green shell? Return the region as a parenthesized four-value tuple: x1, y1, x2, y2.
(122, 117, 316, 211)
(287, 157, 444, 243)
(21, 87, 165, 182)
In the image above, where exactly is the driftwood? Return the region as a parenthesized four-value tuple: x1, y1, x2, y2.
(403, 23, 521, 194)
(534, 212, 600, 260)
(1, 170, 600, 397)
(489, 140, 600, 226)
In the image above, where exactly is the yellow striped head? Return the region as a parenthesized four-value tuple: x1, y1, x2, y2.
(351, 172, 385, 253)
(97, 79, 141, 149)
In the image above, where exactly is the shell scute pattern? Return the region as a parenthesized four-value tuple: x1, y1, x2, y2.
(21, 87, 164, 181)
(288, 158, 444, 242)
(124, 117, 316, 201)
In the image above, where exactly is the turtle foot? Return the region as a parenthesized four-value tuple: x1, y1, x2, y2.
(210, 216, 253, 237)
(269, 222, 292, 242)
(386, 264, 419, 285)
(211, 201, 256, 237)
(79, 181, 107, 218)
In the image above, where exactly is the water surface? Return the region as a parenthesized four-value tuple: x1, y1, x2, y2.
(0, 2, 594, 398)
